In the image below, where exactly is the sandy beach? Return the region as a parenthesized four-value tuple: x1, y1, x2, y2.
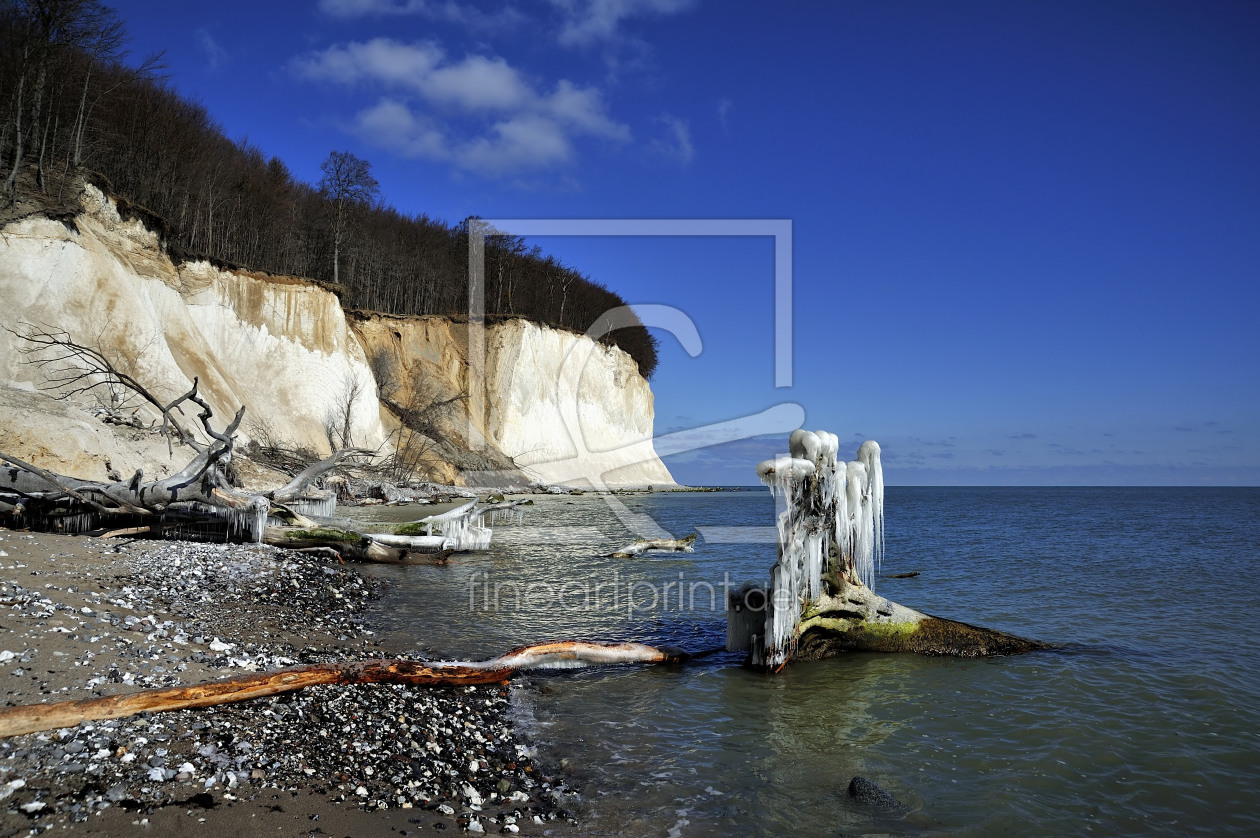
(0, 529, 575, 836)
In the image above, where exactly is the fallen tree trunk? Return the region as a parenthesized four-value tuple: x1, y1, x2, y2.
(0, 378, 362, 538)
(0, 641, 687, 739)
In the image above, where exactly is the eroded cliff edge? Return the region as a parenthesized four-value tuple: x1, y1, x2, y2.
(0, 185, 675, 489)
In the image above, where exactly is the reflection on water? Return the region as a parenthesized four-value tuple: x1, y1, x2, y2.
(347, 488, 1260, 836)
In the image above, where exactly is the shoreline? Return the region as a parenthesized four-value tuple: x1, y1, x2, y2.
(0, 529, 575, 836)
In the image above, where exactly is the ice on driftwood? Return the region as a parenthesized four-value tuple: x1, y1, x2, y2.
(605, 533, 698, 558)
(222, 497, 270, 544)
(284, 494, 338, 519)
(414, 500, 492, 551)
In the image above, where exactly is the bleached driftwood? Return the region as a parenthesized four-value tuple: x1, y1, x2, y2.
(607, 532, 698, 558)
(262, 525, 454, 564)
(0, 641, 687, 738)
(392, 499, 515, 552)
(0, 378, 364, 533)
(0, 372, 495, 561)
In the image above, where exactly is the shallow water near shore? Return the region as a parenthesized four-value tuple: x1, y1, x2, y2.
(349, 487, 1260, 836)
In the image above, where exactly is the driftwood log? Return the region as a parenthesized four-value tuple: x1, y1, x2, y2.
(606, 532, 698, 558)
(0, 642, 687, 738)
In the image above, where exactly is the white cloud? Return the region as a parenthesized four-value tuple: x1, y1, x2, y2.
(353, 98, 450, 159)
(458, 114, 573, 172)
(717, 97, 733, 132)
(294, 39, 631, 174)
(651, 114, 693, 164)
(196, 28, 227, 71)
(425, 54, 534, 111)
(317, 0, 525, 31)
(291, 39, 444, 89)
(545, 80, 631, 140)
(549, 0, 696, 47)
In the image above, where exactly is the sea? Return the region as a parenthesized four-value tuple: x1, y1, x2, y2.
(345, 487, 1260, 836)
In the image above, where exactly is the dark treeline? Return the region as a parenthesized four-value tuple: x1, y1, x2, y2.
(0, 0, 658, 377)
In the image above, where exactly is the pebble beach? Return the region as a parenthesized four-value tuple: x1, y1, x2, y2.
(0, 530, 576, 836)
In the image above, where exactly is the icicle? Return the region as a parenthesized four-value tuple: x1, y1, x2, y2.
(755, 455, 819, 669)
(415, 500, 493, 551)
(811, 430, 841, 582)
(228, 497, 268, 543)
(287, 495, 337, 518)
(803, 532, 824, 600)
(845, 460, 874, 589)
(813, 430, 840, 502)
(756, 456, 815, 498)
(858, 440, 885, 579)
(56, 513, 97, 535)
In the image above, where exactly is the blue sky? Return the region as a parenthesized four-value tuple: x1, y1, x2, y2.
(108, 0, 1258, 485)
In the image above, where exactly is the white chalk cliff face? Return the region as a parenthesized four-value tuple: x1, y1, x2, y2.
(350, 315, 676, 488)
(0, 185, 675, 488)
(485, 319, 675, 488)
(0, 185, 384, 460)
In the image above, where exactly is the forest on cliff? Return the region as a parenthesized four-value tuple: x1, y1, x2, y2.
(0, 0, 658, 377)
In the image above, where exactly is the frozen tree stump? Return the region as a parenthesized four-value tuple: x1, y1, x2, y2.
(728, 430, 1047, 669)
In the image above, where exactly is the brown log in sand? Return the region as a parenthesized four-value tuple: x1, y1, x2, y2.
(0, 641, 687, 739)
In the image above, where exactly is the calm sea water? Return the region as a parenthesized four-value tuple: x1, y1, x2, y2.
(349, 487, 1260, 836)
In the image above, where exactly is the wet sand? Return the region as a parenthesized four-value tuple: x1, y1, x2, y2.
(0, 529, 575, 836)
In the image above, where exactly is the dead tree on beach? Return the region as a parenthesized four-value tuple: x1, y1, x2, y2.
(0, 324, 478, 560)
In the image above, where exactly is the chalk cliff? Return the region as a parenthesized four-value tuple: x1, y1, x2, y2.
(0, 184, 674, 489)
(351, 315, 675, 488)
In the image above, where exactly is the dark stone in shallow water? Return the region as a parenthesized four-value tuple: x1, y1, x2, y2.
(847, 776, 901, 809)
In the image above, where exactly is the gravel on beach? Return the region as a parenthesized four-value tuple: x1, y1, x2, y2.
(0, 530, 576, 836)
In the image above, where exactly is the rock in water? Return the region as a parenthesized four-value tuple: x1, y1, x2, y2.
(847, 776, 901, 809)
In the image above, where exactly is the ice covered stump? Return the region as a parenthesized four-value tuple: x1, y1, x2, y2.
(729, 430, 1047, 669)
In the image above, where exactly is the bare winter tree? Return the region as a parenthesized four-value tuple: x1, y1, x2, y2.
(317, 150, 378, 285)
(7, 322, 202, 452)
(324, 371, 366, 451)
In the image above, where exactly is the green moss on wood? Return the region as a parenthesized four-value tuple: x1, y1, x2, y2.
(793, 615, 1048, 660)
(288, 528, 362, 544)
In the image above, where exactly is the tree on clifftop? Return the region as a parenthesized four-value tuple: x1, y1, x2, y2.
(2, 0, 128, 193)
(318, 150, 378, 285)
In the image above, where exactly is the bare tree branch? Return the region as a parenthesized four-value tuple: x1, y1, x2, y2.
(6, 322, 201, 449)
